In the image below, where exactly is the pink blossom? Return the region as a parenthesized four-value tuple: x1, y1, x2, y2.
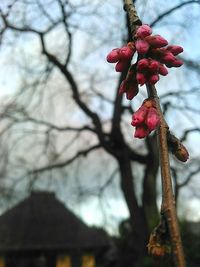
(131, 106, 148, 126)
(135, 39, 150, 54)
(106, 48, 120, 63)
(170, 59, 183, 67)
(166, 45, 183, 56)
(158, 64, 168, 76)
(120, 46, 135, 60)
(149, 60, 159, 73)
(115, 60, 129, 72)
(145, 35, 168, 48)
(148, 74, 159, 84)
(137, 58, 149, 72)
(134, 125, 150, 138)
(136, 72, 146, 85)
(136, 24, 152, 39)
(161, 52, 176, 64)
(145, 107, 160, 131)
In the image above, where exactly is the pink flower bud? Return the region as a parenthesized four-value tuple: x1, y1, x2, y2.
(131, 106, 148, 126)
(106, 48, 120, 63)
(161, 52, 176, 64)
(149, 60, 159, 73)
(120, 46, 134, 60)
(148, 74, 159, 84)
(135, 39, 150, 54)
(137, 58, 149, 72)
(171, 59, 183, 67)
(115, 60, 129, 72)
(146, 107, 160, 131)
(166, 45, 183, 56)
(145, 35, 168, 48)
(126, 85, 139, 100)
(136, 72, 146, 85)
(158, 64, 168, 76)
(134, 125, 150, 138)
(136, 24, 152, 39)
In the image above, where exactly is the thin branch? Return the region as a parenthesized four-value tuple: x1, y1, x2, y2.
(147, 84, 186, 267)
(181, 128, 200, 142)
(57, 0, 72, 66)
(4, 111, 96, 133)
(150, 1, 200, 27)
(27, 144, 101, 175)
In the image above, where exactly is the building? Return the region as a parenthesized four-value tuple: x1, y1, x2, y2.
(0, 192, 110, 267)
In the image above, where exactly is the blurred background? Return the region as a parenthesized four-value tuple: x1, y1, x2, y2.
(0, 0, 200, 266)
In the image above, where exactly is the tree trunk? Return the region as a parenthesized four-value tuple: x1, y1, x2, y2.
(118, 150, 148, 264)
(142, 135, 159, 233)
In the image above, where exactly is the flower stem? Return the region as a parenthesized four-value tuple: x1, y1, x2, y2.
(146, 84, 186, 267)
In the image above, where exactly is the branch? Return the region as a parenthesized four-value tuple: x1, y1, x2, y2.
(150, 1, 200, 27)
(57, 0, 72, 66)
(27, 144, 101, 175)
(180, 128, 200, 142)
(147, 84, 186, 267)
(4, 109, 96, 133)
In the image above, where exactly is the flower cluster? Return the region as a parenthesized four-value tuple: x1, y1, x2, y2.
(106, 24, 183, 98)
(106, 24, 184, 139)
(131, 99, 160, 138)
(106, 43, 135, 72)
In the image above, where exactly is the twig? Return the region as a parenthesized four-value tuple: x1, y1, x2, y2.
(123, 1, 186, 266)
(147, 84, 186, 267)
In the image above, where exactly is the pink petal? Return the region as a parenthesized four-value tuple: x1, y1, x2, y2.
(145, 107, 160, 131)
(145, 35, 168, 48)
(135, 40, 150, 54)
(136, 24, 152, 39)
(134, 125, 150, 138)
(115, 60, 129, 72)
(106, 48, 120, 63)
(131, 106, 148, 126)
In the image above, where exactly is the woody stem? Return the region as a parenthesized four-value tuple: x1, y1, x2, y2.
(146, 84, 186, 267)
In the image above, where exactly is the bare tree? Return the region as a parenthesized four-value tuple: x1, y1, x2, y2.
(1, 0, 200, 265)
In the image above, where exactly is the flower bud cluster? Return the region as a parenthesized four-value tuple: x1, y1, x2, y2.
(106, 24, 183, 91)
(106, 24, 184, 139)
(131, 99, 160, 138)
(106, 43, 135, 72)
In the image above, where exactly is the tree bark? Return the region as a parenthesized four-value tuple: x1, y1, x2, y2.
(142, 135, 159, 233)
(118, 149, 148, 262)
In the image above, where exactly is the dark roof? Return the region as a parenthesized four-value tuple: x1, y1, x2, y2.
(0, 191, 109, 252)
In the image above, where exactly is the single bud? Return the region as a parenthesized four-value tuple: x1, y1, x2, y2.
(120, 46, 134, 60)
(134, 125, 150, 138)
(126, 85, 139, 100)
(161, 52, 176, 64)
(136, 72, 146, 85)
(137, 58, 149, 72)
(171, 59, 183, 67)
(145, 34, 168, 48)
(106, 48, 120, 63)
(174, 143, 189, 162)
(115, 60, 129, 72)
(149, 60, 159, 73)
(158, 64, 168, 76)
(148, 74, 160, 85)
(146, 107, 160, 131)
(131, 106, 148, 126)
(166, 45, 183, 56)
(135, 39, 150, 54)
(136, 24, 152, 39)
